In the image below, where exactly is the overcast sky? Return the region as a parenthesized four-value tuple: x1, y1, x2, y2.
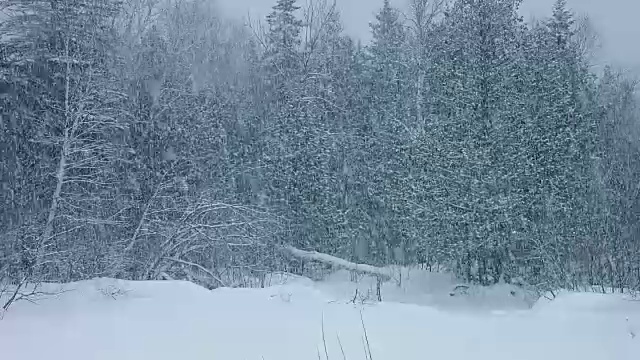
(219, 0, 640, 72)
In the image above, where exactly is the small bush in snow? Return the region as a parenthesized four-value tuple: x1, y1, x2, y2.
(99, 285, 130, 300)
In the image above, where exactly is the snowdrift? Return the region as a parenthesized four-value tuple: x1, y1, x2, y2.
(0, 275, 639, 360)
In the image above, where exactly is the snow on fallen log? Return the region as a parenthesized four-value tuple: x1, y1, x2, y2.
(281, 245, 392, 280)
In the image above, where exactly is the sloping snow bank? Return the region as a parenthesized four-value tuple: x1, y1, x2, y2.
(1, 277, 639, 360)
(314, 268, 539, 311)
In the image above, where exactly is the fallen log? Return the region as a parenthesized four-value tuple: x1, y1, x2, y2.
(280, 245, 390, 301)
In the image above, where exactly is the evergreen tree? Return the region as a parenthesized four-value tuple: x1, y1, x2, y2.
(520, 0, 600, 289)
(593, 67, 640, 290)
(356, 0, 412, 266)
(413, 0, 528, 282)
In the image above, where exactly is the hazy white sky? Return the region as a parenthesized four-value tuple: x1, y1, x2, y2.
(219, 0, 640, 72)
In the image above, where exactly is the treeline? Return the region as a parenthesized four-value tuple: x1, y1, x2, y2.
(0, 0, 639, 294)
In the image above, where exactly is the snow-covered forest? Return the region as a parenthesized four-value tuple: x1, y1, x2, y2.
(1, 0, 639, 303)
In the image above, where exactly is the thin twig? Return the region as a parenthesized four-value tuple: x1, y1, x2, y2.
(322, 313, 330, 360)
(337, 333, 347, 360)
(360, 311, 373, 360)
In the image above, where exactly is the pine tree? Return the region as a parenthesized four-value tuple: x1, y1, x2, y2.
(368, 0, 408, 134)
(547, 0, 575, 48)
(257, 0, 310, 250)
(411, 0, 528, 282)
(265, 0, 303, 84)
(516, 0, 600, 289)
(355, 0, 412, 265)
(593, 67, 640, 291)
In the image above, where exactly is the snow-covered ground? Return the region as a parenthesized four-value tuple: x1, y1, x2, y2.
(1, 272, 639, 360)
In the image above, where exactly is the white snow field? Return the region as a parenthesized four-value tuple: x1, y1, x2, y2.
(1, 272, 639, 360)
